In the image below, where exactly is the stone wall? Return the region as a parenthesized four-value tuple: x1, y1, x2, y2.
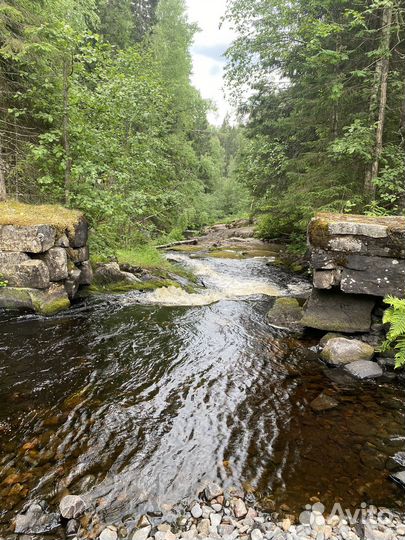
(301, 213, 405, 332)
(0, 210, 92, 315)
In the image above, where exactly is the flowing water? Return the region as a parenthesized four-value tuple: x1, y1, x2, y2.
(0, 250, 404, 530)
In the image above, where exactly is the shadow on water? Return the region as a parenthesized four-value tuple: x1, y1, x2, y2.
(0, 252, 404, 528)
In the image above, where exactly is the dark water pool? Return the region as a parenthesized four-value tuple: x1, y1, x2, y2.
(0, 253, 404, 530)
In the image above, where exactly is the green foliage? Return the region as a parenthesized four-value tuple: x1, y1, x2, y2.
(226, 0, 405, 247)
(382, 296, 405, 368)
(0, 0, 247, 251)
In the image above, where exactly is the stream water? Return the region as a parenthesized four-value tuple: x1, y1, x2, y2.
(0, 250, 404, 530)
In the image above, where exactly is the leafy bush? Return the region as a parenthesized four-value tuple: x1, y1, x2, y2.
(381, 296, 405, 368)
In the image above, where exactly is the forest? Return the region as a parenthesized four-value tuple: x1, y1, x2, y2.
(0, 0, 404, 254)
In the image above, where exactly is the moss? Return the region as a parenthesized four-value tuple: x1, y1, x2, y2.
(308, 217, 330, 247)
(37, 296, 71, 316)
(0, 200, 83, 235)
(89, 279, 180, 294)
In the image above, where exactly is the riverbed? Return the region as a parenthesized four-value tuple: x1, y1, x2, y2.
(0, 249, 404, 532)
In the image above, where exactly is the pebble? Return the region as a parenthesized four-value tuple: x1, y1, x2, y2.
(191, 502, 203, 519)
(99, 526, 118, 540)
(205, 482, 224, 501)
(59, 495, 87, 519)
(251, 529, 263, 540)
(131, 526, 152, 540)
(233, 499, 248, 518)
(211, 513, 222, 527)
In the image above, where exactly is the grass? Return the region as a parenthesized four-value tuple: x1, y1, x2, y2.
(0, 200, 83, 234)
(116, 245, 172, 271)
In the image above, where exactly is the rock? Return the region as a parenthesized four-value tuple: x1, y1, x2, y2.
(59, 494, 87, 519)
(310, 393, 339, 412)
(137, 515, 151, 528)
(266, 297, 304, 333)
(340, 255, 405, 297)
(155, 531, 176, 540)
(0, 251, 29, 265)
(191, 502, 203, 518)
(0, 224, 56, 252)
(14, 503, 60, 534)
(308, 214, 405, 297)
(55, 233, 70, 247)
(67, 217, 89, 248)
(0, 283, 70, 315)
(205, 482, 223, 501)
(197, 518, 211, 536)
(219, 524, 235, 536)
(65, 268, 82, 298)
(1, 259, 50, 288)
(281, 518, 291, 532)
(66, 519, 79, 536)
(210, 513, 222, 527)
(313, 269, 341, 289)
(37, 247, 68, 281)
(131, 526, 152, 540)
(66, 245, 90, 263)
(233, 498, 248, 519)
(94, 262, 141, 286)
(390, 470, 405, 489)
(250, 529, 263, 540)
(377, 356, 397, 371)
(344, 360, 383, 379)
(78, 260, 93, 285)
(301, 289, 375, 333)
(320, 338, 374, 366)
(100, 526, 118, 540)
(211, 503, 222, 512)
(319, 332, 344, 348)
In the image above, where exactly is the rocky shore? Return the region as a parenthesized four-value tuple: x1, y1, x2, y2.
(11, 483, 405, 540)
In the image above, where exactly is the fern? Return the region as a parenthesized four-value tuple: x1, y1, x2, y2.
(382, 296, 405, 368)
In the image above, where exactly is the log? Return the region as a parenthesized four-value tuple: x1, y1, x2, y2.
(156, 238, 199, 250)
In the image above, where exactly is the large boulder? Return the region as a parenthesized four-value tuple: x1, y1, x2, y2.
(0, 224, 56, 253)
(0, 259, 50, 289)
(320, 338, 374, 366)
(94, 262, 141, 286)
(37, 247, 68, 281)
(301, 288, 375, 332)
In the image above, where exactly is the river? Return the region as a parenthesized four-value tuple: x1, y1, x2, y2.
(0, 249, 404, 531)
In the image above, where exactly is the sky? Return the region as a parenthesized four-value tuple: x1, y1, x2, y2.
(185, 0, 235, 126)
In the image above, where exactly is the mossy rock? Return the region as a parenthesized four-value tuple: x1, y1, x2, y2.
(0, 285, 70, 315)
(266, 297, 304, 334)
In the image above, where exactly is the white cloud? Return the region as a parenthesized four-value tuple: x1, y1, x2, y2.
(186, 0, 235, 125)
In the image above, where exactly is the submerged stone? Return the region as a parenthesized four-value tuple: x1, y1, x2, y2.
(310, 392, 339, 412)
(320, 338, 374, 366)
(14, 503, 60, 534)
(59, 494, 87, 519)
(301, 288, 375, 332)
(266, 297, 304, 333)
(344, 360, 383, 379)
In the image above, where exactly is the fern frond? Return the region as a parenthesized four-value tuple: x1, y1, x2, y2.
(382, 296, 405, 369)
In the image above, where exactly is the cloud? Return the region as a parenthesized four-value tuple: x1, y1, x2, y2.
(186, 0, 235, 125)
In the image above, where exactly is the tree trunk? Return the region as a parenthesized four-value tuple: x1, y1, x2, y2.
(364, 5, 393, 201)
(63, 57, 72, 206)
(0, 143, 6, 202)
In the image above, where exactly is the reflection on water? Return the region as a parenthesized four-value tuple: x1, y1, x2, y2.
(0, 252, 404, 530)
